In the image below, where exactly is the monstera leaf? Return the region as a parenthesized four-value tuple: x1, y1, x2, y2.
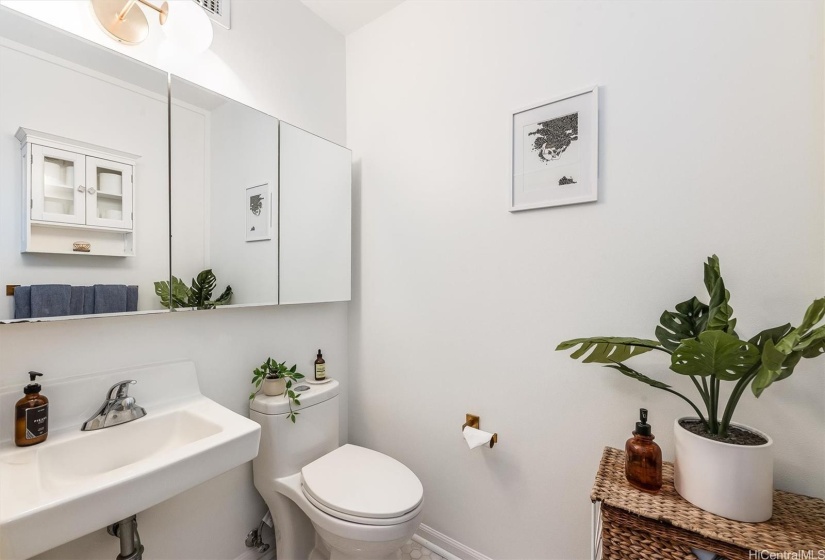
(704, 255, 737, 334)
(154, 276, 191, 309)
(799, 298, 825, 332)
(191, 269, 217, 308)
(655, 296, 709, 351)
(556, 337, 661, 363)
(748, 323, 792, 350)
(603, 361, 673, 390)
(751, 298, 825, 396)
(212, 285, 233, 306)
(670, 330, 759, 380)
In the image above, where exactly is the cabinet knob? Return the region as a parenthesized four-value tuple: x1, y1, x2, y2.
(87, 187, 96, 195)
(78, 185, 86, 193)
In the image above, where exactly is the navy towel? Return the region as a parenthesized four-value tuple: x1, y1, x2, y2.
(13, 286, 32, 319)
(30, 284, 71, 318)
(126, 285, 139, 312)
(69, 286, 86, 316)
(93, 284, 128, 314)
(82, 286, 96, 315)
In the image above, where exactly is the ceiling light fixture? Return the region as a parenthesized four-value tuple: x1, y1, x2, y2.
(90, 0, 213, 51)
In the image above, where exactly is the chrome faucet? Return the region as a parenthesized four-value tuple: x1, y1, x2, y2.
(82, 380, 147, 431)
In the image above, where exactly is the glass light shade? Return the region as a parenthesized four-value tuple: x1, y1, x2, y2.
(162, 0, 213, 53)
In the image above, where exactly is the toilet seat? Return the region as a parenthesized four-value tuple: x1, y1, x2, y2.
(303, 486, 424, 526)
(301, 444, 424, 526)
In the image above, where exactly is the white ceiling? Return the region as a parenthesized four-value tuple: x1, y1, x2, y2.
(300, 0, 405, 36)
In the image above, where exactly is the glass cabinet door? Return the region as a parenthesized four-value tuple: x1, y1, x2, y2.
(85, 157, 133, 230)
(30, 145, 86, 225)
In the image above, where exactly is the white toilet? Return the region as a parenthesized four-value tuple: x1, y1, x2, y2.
(251, 379, 424, 560)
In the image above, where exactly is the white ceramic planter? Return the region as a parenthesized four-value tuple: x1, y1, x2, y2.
(673, 418, 773, 522)
(263, 377, 286, 396)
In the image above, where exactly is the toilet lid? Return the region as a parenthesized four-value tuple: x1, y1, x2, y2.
(301, 444, 423, 520)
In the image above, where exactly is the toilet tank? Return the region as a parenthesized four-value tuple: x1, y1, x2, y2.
(250, 379, 340, 479)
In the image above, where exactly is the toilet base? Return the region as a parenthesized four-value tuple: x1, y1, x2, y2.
(312, 523, 411, 560)
(261, 473, 423, 560)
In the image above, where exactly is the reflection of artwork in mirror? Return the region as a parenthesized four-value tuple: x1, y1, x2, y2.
(245, 183, 271, 242)
(170, 74, 279, 307)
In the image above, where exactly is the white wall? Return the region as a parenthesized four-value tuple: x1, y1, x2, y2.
(0, 1, 347, 558)
(347, 1, 825, 558)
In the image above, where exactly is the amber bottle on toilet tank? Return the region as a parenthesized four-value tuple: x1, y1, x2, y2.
(624, 408, 662, 493)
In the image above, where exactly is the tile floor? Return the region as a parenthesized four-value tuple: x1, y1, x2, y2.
(399, 539, 444, 560)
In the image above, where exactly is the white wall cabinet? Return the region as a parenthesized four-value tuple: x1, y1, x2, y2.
(17, 128, 137, 256)
(279, 122, 351, 304)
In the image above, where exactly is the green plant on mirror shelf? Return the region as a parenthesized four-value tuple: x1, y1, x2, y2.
(154, 269, 232, 310)
(250, 358, 306, 423)
(556, 255, 825, 440)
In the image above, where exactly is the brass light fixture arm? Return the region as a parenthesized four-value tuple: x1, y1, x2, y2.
(118, 0, 169, 25)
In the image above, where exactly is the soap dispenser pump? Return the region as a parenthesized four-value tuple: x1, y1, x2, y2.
(624, 408, 662, 493)
(15, 371, 49, 447)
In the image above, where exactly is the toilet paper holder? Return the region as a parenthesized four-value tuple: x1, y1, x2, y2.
(462, 414, 498, 448)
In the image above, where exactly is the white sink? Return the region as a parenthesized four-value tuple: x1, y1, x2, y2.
(0, 362, 261, 560)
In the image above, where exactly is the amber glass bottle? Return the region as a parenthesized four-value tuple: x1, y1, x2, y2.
(625, 408, 662, 493)
(314, 349, 326, 381)
(15, 372, 49, 447)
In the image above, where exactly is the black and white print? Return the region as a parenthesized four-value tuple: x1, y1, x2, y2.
(246, 183, 271, 242)
(522, 112, 582, 191)
(529, 112, 579, 163)
(510, 86, 598, 211)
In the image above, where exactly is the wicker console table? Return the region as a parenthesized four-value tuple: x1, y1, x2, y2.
(590, 447, 825, 560)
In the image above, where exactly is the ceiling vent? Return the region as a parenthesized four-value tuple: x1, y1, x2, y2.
(193, 0, 230, 29)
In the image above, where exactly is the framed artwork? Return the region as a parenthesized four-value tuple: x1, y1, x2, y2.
(509, 86, 598, 212)
(245, 183, 272, 242)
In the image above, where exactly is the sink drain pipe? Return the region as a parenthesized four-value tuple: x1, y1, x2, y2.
(107, 515, 144, 560)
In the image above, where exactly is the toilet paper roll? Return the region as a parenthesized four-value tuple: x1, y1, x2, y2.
(463, 426, 494, 449)
(98, 172, 122, 195)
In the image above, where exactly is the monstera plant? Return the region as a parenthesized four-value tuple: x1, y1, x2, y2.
(557, 255, 825, 522)
(154, 269, 232, 310)
(557, 255, 825, 437)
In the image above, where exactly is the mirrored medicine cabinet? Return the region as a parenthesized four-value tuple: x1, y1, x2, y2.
(0, 6, 351, 324)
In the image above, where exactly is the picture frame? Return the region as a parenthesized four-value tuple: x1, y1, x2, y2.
(509, 86, 599, 212)
(245, 183, 272, 242)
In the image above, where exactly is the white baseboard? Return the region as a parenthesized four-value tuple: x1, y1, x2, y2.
(414, 524, 492, 560)
(232, 524, 483, 560)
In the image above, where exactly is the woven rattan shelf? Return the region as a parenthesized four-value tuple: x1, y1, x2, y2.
(591, 447, 825, 560)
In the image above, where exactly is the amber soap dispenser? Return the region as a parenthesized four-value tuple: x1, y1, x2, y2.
(624, 408, 662, 493)
(15, 371, 49, 447)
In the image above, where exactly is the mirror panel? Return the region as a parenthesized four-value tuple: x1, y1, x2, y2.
(279, 122, 351, 304)
(0, 7, 170, 322)
(169, 75, 279, 309)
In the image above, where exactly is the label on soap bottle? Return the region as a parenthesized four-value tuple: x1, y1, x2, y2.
(315, 364, 326, 380)
(25, 404, 48, 439)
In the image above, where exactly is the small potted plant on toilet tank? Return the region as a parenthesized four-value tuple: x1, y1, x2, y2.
(250, 358, 305, 422)
(557, 255, 825, 522)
